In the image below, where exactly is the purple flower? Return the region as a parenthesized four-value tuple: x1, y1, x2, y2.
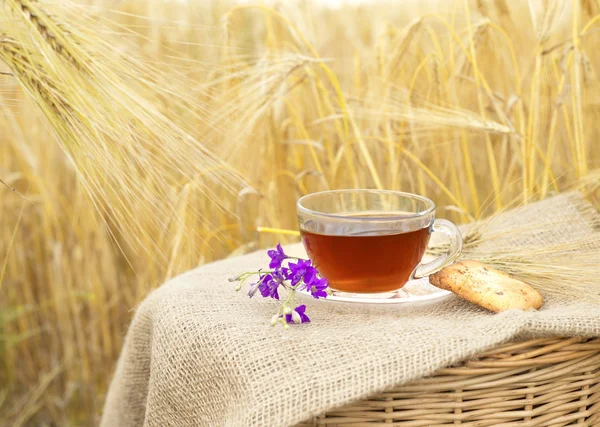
(233, 246, 330, 326)
(287, 259, 317, 287)
(308, 277, 328, 299)
(285, 305, 310, 324)
(267, 244, 287, 269)
(274, 268, 289, 281)
(258, 274, 278, 299)
(257, 269, 287, 300)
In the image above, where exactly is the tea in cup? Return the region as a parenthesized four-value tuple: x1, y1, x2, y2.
(297, 190, 462, 296)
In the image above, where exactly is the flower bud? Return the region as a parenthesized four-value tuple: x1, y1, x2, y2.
(282, 306, 292, 315)
(283, 323, 290, 330)
(235, 282, 243, 291)
(270, 314, 279, 326)
(291, 310, 302, 324)
(228, 275, 240, 282)
(248, 283, 259, 297)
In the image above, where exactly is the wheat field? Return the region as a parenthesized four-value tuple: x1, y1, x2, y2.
(1, 0, 600, 425)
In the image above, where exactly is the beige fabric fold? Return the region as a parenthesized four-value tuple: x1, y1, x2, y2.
(101, 192, 600, 427)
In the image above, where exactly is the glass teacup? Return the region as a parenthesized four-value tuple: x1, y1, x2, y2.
(297, 189, 462, 297)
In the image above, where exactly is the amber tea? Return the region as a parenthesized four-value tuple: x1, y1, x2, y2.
(300, 213, 431, 293)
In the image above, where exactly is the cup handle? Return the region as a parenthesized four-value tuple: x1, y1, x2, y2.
(412, 219, 463, 279)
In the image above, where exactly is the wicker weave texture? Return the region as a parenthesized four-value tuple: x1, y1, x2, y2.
(299, 337, 600, 426)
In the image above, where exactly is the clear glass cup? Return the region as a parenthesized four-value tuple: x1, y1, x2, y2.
(296, 189, 462, 298)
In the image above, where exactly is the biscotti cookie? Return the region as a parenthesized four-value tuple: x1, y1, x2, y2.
(430, 260, 543, 312)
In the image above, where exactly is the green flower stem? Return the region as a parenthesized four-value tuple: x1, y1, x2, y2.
(238, 270, 275, 279)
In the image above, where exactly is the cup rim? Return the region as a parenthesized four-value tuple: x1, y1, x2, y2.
(297, 189, 435, 221)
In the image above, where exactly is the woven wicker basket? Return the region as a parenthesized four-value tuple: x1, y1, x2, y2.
(298, 337, 600, 426)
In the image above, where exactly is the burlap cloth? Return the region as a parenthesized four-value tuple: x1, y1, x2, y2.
(101, 192, 600, 427)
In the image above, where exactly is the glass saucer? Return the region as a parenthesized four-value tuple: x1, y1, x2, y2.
(296, 276, 452, 309)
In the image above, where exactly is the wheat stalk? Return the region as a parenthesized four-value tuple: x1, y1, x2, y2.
(0, 35, 71, 115)
(4, 0, 83, 69)
(2, 2, 248, 257)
